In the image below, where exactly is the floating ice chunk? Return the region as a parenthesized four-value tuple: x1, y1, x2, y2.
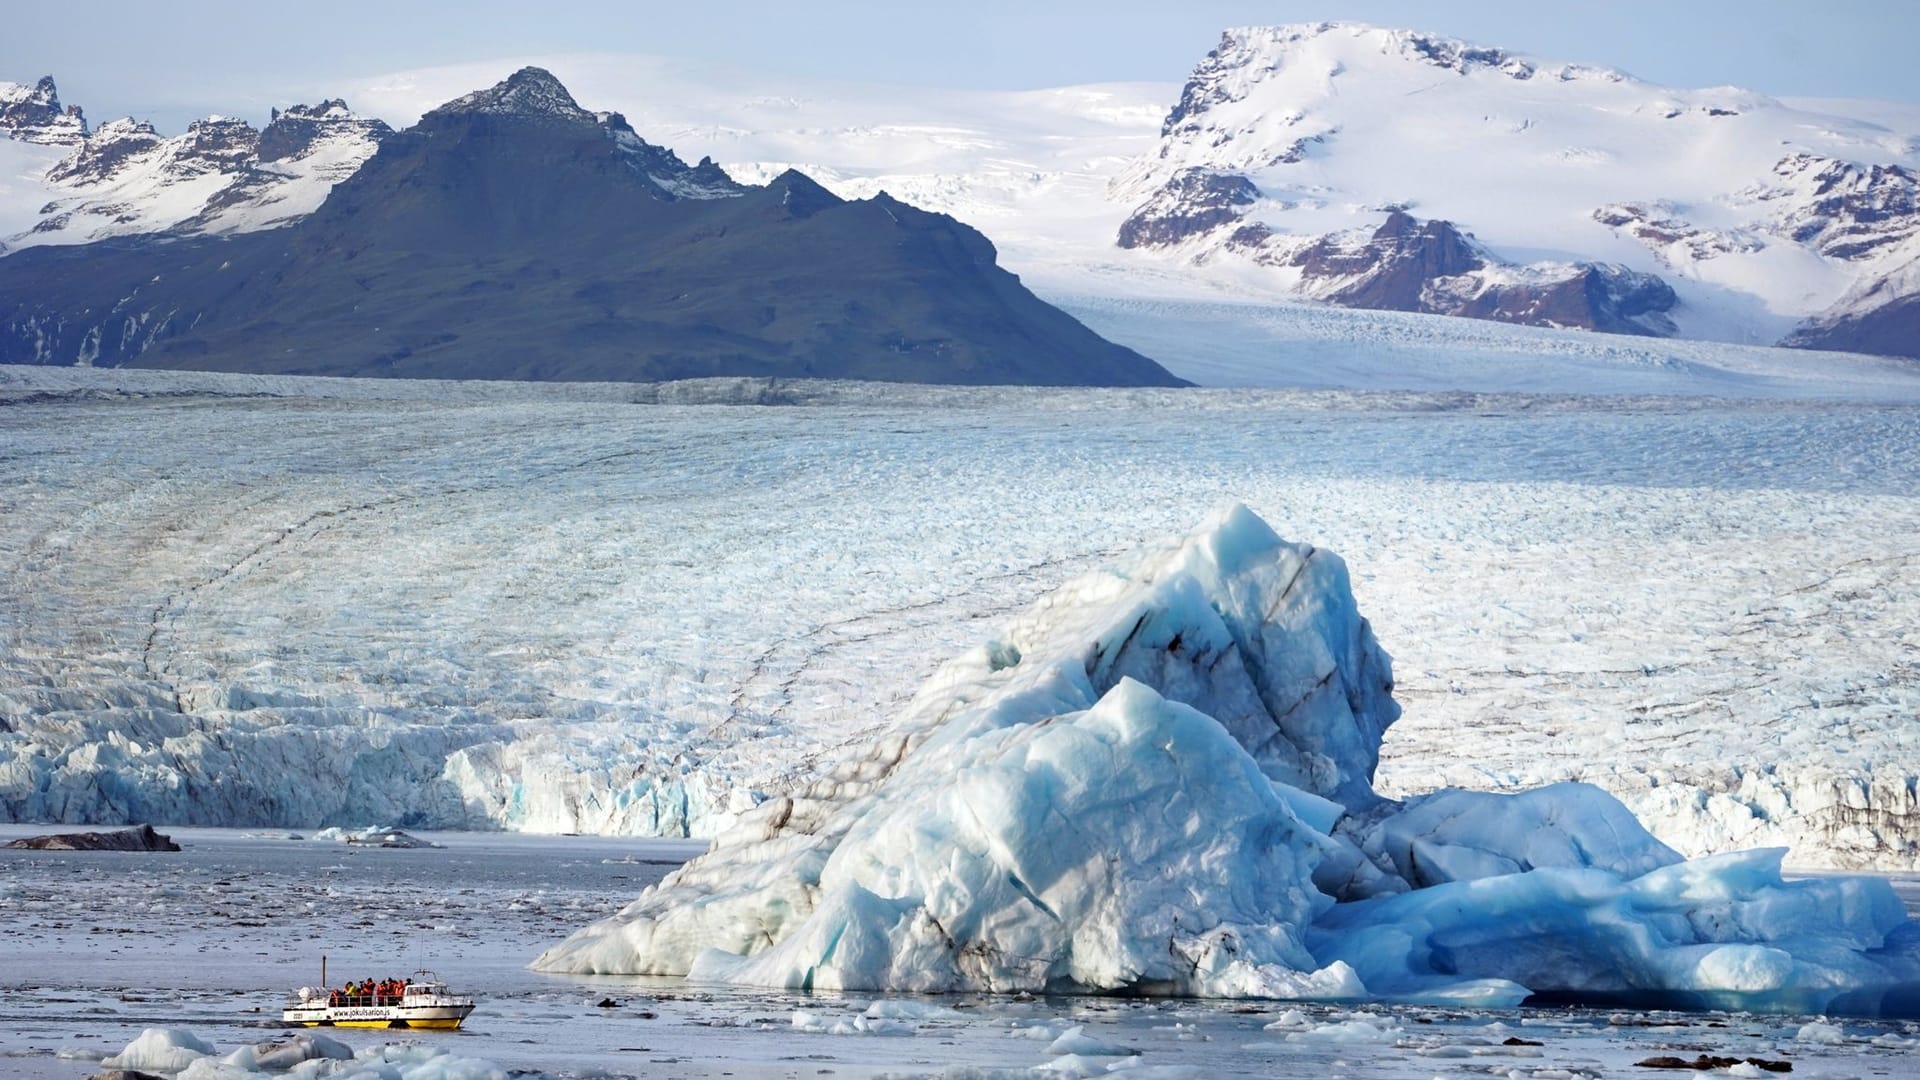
(220, 1032, 354, 1070)
(790, 1008, 916, 1035)
(1261, 1008, 1313, 1030)
(1047, 1024, 1134, 1056)
(1870, 1031, 1919, 1047)
(1361, 783, 1682, 892)
(863, 998, 964, 1020)
(1011, 1019, 1070, 1039)
(537, 507, 1396, 993)
(1284, 1014, 1402, 1043)
(103, 1027, 216, 1072)
(1796, 1020, 1846, 1043)
(1034, 1053, 1157, 1077)
(312, 825, 441, 848)
(683, 678, 1349, 995)
(1312, 846, 1920, 1013)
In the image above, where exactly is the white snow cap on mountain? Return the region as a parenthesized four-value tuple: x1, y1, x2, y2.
(425, 65, 594, 121)
(2, 93, 390, 251)
(1111, 22, 1920, 343)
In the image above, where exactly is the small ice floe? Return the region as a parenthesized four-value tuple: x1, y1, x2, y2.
(100, 1028, 216, 1072)
(1036, 1057, 1198, 1079)
(1260, 1008, 1313, 1031)
(1152, 1020, 1204, 1041)
(1046, 1024, 1135, 1056)
(312, 826, 441, 848)
(1795, 1019, 1846, 1043)
(862, 998, 965, 1021)
(1033, 1053, 1132, 1077)
(1871, 1031, 1920, 1048)
(222, 1032, 354, 1070)
(1412, 1037, 1544, 1059)
(1283, 1013, 1402, 1044)
(98, 1026, 556, 1079)
(790, 1008, 916, 1035)
(1010, 1019, 1070, 1039)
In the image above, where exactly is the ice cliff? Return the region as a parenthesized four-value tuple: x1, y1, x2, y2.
(536, 507, 1920, 1015)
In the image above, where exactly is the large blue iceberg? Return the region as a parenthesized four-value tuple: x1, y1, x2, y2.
(536, 506, 1920, 1015)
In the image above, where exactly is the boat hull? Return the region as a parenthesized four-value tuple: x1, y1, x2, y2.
(282, 1004, 473, 1030)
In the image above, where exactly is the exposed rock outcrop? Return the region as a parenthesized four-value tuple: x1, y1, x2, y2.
(0, 75, 87, 146)
(1117, 168, 1261, 249)
(1220, 210, 1678, 335)
(1757, 154, 1920, 262)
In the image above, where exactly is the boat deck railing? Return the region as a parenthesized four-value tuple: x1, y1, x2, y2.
(285, 988, 474, 1009)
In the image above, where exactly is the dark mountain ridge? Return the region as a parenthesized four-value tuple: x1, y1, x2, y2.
(0, 68, 1184, 387)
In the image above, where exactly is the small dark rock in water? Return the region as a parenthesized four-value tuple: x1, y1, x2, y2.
(597, 997, 620, 1008)
(1635, 1055, 1791, 1072)
(7, 824, 180, 851)
(90, 1070, 169, 1080)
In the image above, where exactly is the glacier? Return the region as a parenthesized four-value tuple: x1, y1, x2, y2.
(2, 366, 1918, 872)
(535, 505, 1920, 1015)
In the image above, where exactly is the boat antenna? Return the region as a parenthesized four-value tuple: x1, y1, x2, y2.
(321, 954, 327, 989)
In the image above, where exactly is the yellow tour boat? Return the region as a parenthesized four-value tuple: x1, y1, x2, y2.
(282, 969, 475, 1030)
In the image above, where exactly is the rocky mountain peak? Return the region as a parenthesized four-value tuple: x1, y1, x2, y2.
(424, 66, 592, 123)
(258, 98, 392, 163)
(180, 116, 261, 173)
(601, 110, 745, 200)
(1758, 153, 1920, 261)
(0, 74, 88, 146)
(19, 90, 388, 249)
(764, 168, 841, 218)
(275, 99, 353, 122)
(43, 116, 164, 185)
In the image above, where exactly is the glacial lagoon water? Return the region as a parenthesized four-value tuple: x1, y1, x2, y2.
(4, 826, 1920, 1079)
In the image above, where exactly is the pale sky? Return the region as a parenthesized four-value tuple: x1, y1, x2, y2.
(6, 0, 1916, 133)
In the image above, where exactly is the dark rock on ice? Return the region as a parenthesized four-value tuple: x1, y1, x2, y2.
(6, 823, 180, 851)
(1117, 169, 1262, 249)
(1290, 211, 1485, 311)
(1634, 1054, 1790, 1072)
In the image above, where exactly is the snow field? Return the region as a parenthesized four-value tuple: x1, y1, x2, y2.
(0, 367, 1917, 873)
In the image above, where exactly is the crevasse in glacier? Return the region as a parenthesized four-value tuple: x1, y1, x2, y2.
(534, 505, 1920, 1014)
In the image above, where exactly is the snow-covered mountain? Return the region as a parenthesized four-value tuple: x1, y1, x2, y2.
(322, 35, 1920, 361)
(1111, 24, 1920, 349)
(7, 27, 1920, 370)
(0, 75, 87, 146)
(0, 78, 390, 252)
(0, 67, 1180, 387)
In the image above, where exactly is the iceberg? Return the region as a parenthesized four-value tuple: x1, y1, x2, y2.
(536, 506, 1920, 1015)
